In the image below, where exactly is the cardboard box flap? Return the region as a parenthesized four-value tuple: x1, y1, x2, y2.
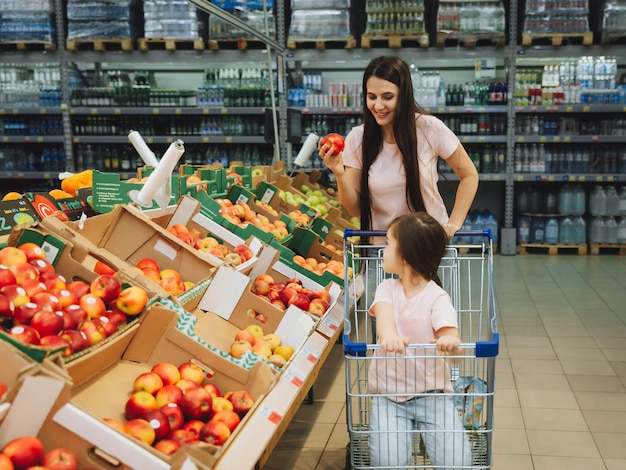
(0, 374, 69, 445)
(196, 266, 248, 322)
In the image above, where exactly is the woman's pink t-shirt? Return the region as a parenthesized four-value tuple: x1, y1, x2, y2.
(342, 113, 460, 231)
(367, 278, 458, 401)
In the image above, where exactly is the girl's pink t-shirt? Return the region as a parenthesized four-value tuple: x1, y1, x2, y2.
(367, 279, 458, 401)
(342, 113, 460, 231)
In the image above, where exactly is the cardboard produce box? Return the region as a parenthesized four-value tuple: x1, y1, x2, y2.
(193, 264, 317, 339)
(148, 195, 265, 274)
(0, 339, 69, 425)
(255, 176, 319, 225)
(246, 244, 343, 330)
(195, 186, 295, 243)
(47, 204, 217, 298)
(59, 303, 276, 469)
(185, 266, 317, 366)
(4, 224, 157, 366)
(0, 354, 120, 470)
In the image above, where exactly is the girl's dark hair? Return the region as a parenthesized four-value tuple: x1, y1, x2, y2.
(360, 56, 427, 233)
(388, 212, 448, 287)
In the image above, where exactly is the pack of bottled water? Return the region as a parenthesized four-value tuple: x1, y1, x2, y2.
(523, 0, 589, 34)
(289, 0, 352, 39)
(66, 0, 140, 39)
(603, 1, 626, 34)
(209, 10, 275, 40)
(144, 0, 203, 39)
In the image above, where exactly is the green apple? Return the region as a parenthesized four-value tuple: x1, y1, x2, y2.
(314, 204, 328, 216)
(300, 184, 310, 194)
(307, 195, 321, 206)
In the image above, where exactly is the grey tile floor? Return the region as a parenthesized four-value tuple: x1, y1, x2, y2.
(263, 253, 626, 470)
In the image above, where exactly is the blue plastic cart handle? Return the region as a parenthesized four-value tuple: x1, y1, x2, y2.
(343, 333, 499, 358)
(344, 229, 493, 241)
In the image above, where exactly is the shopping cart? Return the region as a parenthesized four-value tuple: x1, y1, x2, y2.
(343, 230, 498, 470)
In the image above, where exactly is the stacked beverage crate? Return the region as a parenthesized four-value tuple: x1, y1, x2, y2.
(66, 0, 139, 40)
(287, 0, 355, 47)
(0, 0, 56, 44)
(143, 0, 204, 40)
(208, 0, 276, 43)
(360, 0, 428, 48)
(435, 0, 506, 46)
(601, 0, 626, 44)
(364, 0, 425, 37)
(522, 0, 592, 45)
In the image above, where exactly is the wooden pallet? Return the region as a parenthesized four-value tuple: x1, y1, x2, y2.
(0, 41, 56, 52)
(456, 243, 497, 254)
(601, 31, 626, 45)
(361, 33, 429, 49)
(66, 38, 133, 52)
(207, 37, 268, 50)
(137, 37, 205, 51)
(436, 32, 505, 48)
(521, 31, 593, 47)
(519, 243, 587, 255)
(286, 35, 356, 50)
(588, 243, 626, 255)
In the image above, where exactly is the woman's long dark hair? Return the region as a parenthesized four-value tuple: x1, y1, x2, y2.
(360, 56, 427, 232)
(388, 212, 447, 287)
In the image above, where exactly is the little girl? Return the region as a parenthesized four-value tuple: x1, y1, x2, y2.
(367, 212, 472, 469)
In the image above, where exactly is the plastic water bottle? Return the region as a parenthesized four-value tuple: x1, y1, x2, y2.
(606, 186, 620, 215)
(517, 187, 529, 213)
(589, 186, 607, 216)
(472, 212, 485, 244)
(573, 216, 586, 244)
(530, 217, 545, 243)
(558, 185, 572, 215)
(545, 189, 558, 214)
(517, 215, 531, 243)
(590, 217, 606, 243)
(617, 218, 626, 244)
(572, 185, 586, 216)
(605, 217, 618, 243)
(545, 217, 559, 244)
(485, 213, 499, 245)
(559, 216, 573, 244)
(528, 186, 541, 213)
(619, 186, 626, 216)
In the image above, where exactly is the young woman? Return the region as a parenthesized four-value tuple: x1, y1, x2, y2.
(367, 212, 472, 468)
(320, 55, 478, 240)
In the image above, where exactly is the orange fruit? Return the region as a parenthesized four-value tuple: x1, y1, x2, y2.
(49, 189, 73, 199)
(2, 191, 22, 201)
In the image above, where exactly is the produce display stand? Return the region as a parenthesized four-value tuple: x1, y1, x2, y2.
(213, 298, 345, 469)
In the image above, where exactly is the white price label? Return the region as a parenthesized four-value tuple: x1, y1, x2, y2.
(260, 188, 275, 205)
(283, 366, 306, 388)
(258, 405, 282, 425)
(301, 344, 320, 364)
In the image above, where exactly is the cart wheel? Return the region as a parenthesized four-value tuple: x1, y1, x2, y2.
(345, 442, 352, 470)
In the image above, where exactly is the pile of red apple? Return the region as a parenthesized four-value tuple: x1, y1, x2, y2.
(105, 361, 255, 456)
(229, 324, 294, 368)
(250, 274, 331, 316)
(131, 257, 195, 297)
(215, 199, 289, 241)
(1, 435, 81, 470)
(165, 223, 254, 268)
(0, 244, 149, 357)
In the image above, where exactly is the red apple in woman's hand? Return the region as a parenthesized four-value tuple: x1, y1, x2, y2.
(320, 133, 345, 156)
